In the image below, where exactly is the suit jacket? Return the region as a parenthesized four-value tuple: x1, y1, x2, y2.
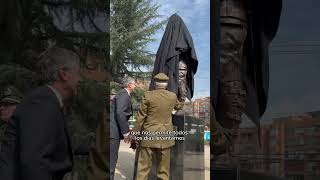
(110, 89, 132, 140)
(0, 86, 73, 180)
(132, 89, 183, 149)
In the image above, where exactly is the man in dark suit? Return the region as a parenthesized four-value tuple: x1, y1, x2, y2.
(0, 47, 81, 180)
(110, 77, 136, 180)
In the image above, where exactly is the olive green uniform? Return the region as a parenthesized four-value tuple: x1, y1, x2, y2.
(133, 85, 183, 180)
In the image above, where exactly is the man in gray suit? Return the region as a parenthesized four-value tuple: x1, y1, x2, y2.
(110, 77, 136, 180)
(0, 47, 81, 180)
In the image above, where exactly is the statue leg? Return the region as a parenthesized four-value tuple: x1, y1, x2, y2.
(175, 59, 188, 115)
(178, 59, 188, 102)
(215, 23, 247, 166)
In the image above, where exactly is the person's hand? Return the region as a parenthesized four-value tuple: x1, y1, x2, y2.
(123, 132, 131, 143)
(131, 139, 140, 152)
(130, 139, 137, 151)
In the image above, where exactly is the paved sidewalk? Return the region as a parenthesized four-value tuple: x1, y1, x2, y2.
(114, 142, 136, 180)
(114, 142, 210, 180)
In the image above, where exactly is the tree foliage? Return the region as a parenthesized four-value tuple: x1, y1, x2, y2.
(0, 1, 109, 179)
(0, 0, 108, 67)
(0, 0, 109, 128)
(131, 87, 145, 111)
(110, 0, 165, 82)
(110, 81, 145, 113)
(0, 64, 39, 94)
(69, 80, 107, 134)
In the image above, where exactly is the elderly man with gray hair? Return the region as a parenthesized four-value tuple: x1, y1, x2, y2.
(0, 47, 81, 180)
(110, 75, 137, 180)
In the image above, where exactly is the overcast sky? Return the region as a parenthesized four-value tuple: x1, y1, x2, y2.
(256, 0, 320, 124)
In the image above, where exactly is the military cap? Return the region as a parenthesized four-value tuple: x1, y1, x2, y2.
(0, 86, 23, 104)
(110, 88, 117, 95)
(154, 73, 169, 82)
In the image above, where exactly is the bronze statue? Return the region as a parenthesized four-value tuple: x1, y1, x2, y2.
(213, 0, 282, 166)
(149, 14, 198, 103)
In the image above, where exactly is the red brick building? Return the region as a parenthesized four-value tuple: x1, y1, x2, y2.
(235, 111, 320, 180)
(190, 97, 210, 127)
(192, 97, 210, 119)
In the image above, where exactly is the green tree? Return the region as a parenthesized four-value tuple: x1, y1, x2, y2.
(110, 0, 165, 82)
(0, 0, 108, 67)
(0, 1, 109, 180)
(110, 81, 144, 111)
(0, 64, 38, 94)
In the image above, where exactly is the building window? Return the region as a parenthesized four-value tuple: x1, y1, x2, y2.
(286, 138, 299, 146)
(304, 127, 314, 135)
(294, 128, 304, 135)
(286, 128, 295, 137)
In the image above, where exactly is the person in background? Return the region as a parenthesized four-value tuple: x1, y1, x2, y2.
(0, 47, 81, 180)
(110, 77, 136, 180)
(0, 86, 23, 151)
(110, 89, 116, 101)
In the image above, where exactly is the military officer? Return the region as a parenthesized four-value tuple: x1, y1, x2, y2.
(0, 86, 23, 150)
(110, 88, 117, 101)
(132, 73, 183, 180)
